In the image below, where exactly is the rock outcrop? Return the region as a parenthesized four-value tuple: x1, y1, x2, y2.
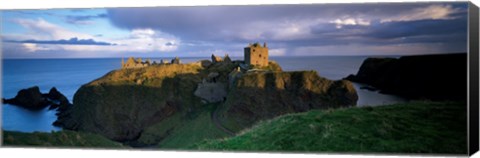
(194, 72, 228, 103)
(345, 53, 467, 101)
(2, 86, 72, 111)
(3, 86, 49, 110)
(54, 63, 204, 142)
(217, 70, 358, 132)
(47, 87, 72, 111)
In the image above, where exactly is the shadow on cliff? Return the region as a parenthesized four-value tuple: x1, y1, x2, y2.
(216, 71, 358, 133)
(55, 72, 205, 144)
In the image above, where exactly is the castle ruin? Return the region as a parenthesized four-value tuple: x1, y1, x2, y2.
(121, 57, 181, 69)
(211, 54, 232, 64)
(244, 42, 268, 67)
(211, 54, 223, 63)
(122, 57, 150, 69)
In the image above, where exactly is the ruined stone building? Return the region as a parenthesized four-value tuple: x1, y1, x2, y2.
(244, 42, 268, 67)
(211, 54, 223, 63)
(223, 54, 232, 62)
(160, 59, 170, 64)
(171, 57, 181, 64)
(211, 54, 232, 63)
(122, 57, 150, 69)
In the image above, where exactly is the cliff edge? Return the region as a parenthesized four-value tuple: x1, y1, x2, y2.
(345, 53, 467, 101)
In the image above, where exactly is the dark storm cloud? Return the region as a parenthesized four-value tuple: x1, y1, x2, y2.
(65, 13, 107, 25)
(106, 3, 457, 40)
(6, 37, 115, 46)
(105, 2, 468, 55)
(363, 18, 467, 39)
(165, 42, 176, 46)
(282, 18, 466, 48)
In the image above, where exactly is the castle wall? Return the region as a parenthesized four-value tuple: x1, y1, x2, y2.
(123, 63, 147, 69)
(245, 46, 268, 67)
(122, 57, 150, 69)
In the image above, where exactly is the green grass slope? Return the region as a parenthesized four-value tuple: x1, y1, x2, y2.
(136, 103, 230, 149)
(3, 130, 125, 148)
(194, 101, 467, 154)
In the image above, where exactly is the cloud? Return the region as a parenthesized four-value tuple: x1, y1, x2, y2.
(8, 10, 107, 25)
(291, 43, 464, 56)
(7, 37, 116, 46)
(130, 29, 155, 38)
(380, 4, 463, 23)
(66, 14, 107, 22)
(330, 18, 370, 29)
(1, 3, 469, 58)
(269, 48, 287, 56)
(21, 43, 52, 52)
(11, 18, 95, 40)
(106, 3, 465, 41)
(3, 18, 178, 55)
(165, 42, 175, 46)
(364, 18, 467, 40)
(105, 3, 467, 55)
(114, 28, 179, 52)
(106, 5, 332, 42)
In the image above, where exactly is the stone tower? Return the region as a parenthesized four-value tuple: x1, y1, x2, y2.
(244, 42, 269, 67)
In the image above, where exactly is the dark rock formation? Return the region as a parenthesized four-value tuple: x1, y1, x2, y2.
(47, 87, 72, 111)
(345, 53, 467, 101)
(54, 63, 204, 142)
(2, 86, 72, 111)
(2, 86, 49, 110)
(218, 71, 358, 132)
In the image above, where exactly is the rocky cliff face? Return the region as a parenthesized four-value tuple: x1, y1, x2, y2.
(55, 60, 358, 144)
(218, 71, 358, 132)
(345, 53, 467, 101)
(55, 63, 204, 141)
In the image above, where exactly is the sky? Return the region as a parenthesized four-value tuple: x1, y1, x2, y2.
(0, 2, 469, 58)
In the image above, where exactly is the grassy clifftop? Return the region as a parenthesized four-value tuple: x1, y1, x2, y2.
(195, 101, 467, 154)
(90, 62, 203, 86)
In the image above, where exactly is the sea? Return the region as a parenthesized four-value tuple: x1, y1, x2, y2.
(1, 56, 406, 132)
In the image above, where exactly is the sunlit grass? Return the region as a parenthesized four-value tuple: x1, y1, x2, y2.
(193, 101, 467, 154)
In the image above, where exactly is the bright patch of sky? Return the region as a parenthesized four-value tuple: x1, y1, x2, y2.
(3, 9, 129, 41)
